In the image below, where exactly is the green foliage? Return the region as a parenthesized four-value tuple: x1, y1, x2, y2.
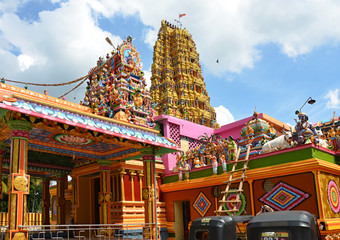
(27, 177, 42, 212)
(0, 176, 8, 212)
(0, 176, 43, 213)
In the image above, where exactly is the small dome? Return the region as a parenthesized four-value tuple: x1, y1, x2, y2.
(240, 118, 269, 138)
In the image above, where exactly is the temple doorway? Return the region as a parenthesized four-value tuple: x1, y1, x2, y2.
(92, 177, 101, 224)
(174, 201, 191, 240)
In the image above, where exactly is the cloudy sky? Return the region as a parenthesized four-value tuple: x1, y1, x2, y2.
(0, 0, 339, 127)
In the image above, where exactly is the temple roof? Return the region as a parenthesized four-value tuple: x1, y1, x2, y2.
(0, 83, 180, 172)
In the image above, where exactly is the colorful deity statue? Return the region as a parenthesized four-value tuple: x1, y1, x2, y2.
(328, 127, 339, 151)
(294, 112, 319, 144)
(227, 136, 237, 161)
(193, 146, 203, 168)
(178, 165, 183, 181)
(220, 153, 227, 173)
(210, 151, 218, 175)
(184, 161, 191, 181)
(245, 124, 254, 139)
(267, 124, 276, 139)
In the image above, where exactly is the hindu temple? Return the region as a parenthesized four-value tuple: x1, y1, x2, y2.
(0, 19, 339, 240)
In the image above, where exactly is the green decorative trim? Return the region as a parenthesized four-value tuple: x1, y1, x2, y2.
(163, 147, 337, 184)
(2, 161, 71, 175)
(0, 109, 8, 119)
(28, 150, 73, 167)
(56, 173, 67, 178)
(97, 159, 112, 167)
(7, 119, 32, 132)
(248, 147, 335, 169)
(168, 232, 175, 238)
(312, 148, 336, 163)
(140, 147, 156, 156)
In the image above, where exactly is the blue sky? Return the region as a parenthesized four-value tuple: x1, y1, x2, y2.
(0, 0, 339, 127)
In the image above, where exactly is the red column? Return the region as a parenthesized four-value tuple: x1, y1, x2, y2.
(42, 178, 50, 226)
(56, 174, 66, 225)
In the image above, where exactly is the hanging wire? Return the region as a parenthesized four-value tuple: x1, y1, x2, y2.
(2, 49, 117, 99)
(2, 75, 87, 86)
(58, 77, 88, 98)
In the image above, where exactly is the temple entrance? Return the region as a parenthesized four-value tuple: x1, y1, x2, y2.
(92, 177, 101, 224)
(183, 201, 191, 240)
(174, 201, 191, 240)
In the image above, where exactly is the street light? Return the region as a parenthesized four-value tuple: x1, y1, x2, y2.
(105, 37, 117, 52)
(295, 97, 316, 115)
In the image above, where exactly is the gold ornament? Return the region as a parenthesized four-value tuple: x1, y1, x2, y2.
(98, 193, 104, 203)
(142, 188, 149, 200)
(14, 176, 28, 192)
(13, 232, 26, 240)
(104, 193, 112, 203)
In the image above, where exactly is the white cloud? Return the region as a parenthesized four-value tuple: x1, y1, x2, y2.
(0, 0, 28, 14)
(17, 54, 35, 71)
(0, 0, 122, 98)
(214, 105, 235, 126)
(325, 89, 340, 109)
(143, 69, 151, 90)
(144, 28, 157, 48)
(87, 0, 340, 75)
(2, 0, 340, 99)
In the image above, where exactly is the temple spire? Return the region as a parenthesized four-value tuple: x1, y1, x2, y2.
(150, 20, 218, 128)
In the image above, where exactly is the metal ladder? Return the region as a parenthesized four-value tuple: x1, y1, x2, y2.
(216, 144, 251, 215)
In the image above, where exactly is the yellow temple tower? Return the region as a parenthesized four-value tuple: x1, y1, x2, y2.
(150, 20, 218, 128)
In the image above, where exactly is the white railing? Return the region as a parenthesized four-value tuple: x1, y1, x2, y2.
(0, 226, 7, 240)
(20, 223, 158, 240)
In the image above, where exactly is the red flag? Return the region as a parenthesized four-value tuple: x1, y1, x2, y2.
(179, 13, 186, 18)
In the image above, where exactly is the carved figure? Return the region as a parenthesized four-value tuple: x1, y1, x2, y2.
(227, 136, 237, 161)
(267, 124, 276, 139)
(316, 130, 329, 149)
(245, 124, 254, 138)
(132, 90, 144, 109)
(328, 128, 338, 151)
(220, 153, 227, 173)
(184, 161, 190, 181)
(294, 112, 318, 144)
(261, 131, 293, 154)
(211, 152, 218, 175)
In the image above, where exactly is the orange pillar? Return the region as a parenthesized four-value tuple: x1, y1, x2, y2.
(42, 177, 50, 226)
(7, 119, 32, 240)
(142, 148, 158, 240)
(56, 173, 66, 225)
(98, 160, 112, 224)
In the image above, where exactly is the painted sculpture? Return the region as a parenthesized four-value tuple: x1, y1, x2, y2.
(294, 112, 319, 144)
(238, 113, 275, 157)
(173, 134, 235, 180)
(81, 36, 155, 128)
(150, 20, 218, 128)
(261, 131, 293, 154)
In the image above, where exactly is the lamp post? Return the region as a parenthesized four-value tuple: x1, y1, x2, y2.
(295, 97, 316, 115)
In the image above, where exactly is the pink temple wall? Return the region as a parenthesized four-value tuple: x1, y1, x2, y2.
(156, 113, 284, 175)
(214, 116, 254, 140)
(155, 115, 214, 174)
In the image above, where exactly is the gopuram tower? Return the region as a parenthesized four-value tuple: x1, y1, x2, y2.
(150, 20, 218, 128)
